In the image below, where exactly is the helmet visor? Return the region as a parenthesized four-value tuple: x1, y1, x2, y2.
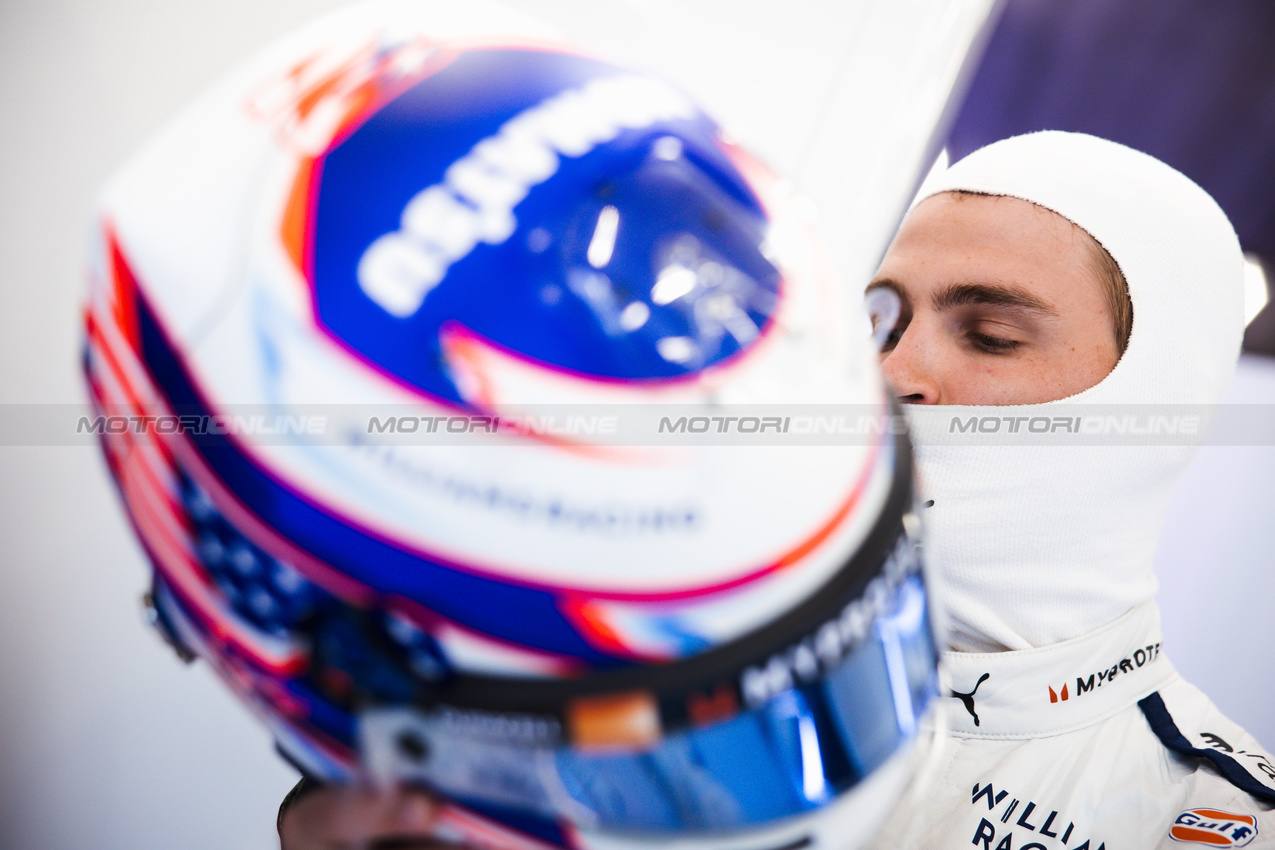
(358, 568, 937, 835)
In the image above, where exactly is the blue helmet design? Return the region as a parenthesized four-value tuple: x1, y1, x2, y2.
(311, 48, 781, 399)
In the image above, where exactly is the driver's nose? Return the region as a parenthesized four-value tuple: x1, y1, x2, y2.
(880, 323, 942, 405)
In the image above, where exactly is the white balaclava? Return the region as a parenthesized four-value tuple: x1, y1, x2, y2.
(901, 131, 1245, 652)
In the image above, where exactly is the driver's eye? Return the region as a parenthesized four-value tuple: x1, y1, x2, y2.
(879, 319, 907, 352)
(864, 285, 903, 351)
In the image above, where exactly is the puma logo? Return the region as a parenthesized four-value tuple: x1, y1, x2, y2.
(951, 672, 990, 727)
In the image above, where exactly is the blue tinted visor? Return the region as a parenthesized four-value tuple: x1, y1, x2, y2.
(359, 571, 938, 834)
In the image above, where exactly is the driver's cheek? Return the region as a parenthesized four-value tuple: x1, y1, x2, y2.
(964, 353, 1057, 406)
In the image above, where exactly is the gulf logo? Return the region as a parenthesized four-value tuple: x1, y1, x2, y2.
(1169, 808, 1258, 846)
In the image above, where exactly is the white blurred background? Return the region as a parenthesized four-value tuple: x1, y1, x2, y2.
(1, 2, 1271, 849)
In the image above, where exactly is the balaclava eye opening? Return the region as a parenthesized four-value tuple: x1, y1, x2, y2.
(899, 131, 1244, 652)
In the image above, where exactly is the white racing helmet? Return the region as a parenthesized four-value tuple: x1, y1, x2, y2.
(85, 3, 941, 847)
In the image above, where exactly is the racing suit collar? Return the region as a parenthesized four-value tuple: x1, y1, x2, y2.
(941, 601, 1176, 739)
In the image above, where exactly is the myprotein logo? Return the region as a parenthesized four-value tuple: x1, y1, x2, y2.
(1047, 642, 1161, 705)
(1169, 809, 1257, 846)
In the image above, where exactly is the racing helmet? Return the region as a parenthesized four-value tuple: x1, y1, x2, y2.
(84, 2, 941, 848)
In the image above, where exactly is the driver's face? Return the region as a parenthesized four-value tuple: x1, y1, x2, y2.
(869, 192, 1120, 406)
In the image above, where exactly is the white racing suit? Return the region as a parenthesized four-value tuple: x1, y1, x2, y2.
(882, 602, 1275, 848)
(880, 132, 1270, 849)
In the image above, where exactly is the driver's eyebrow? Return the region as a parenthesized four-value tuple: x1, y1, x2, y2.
(932, 281, 1056, 315)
